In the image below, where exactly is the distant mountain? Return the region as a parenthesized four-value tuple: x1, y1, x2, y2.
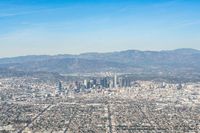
(1, 58, 128, 73)
(0, 68, 66, 82)
(79, 48, 200, 66)
(0, 48, 200, 75)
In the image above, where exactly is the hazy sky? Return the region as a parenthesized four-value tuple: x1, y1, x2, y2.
(0, 0, 200, 57)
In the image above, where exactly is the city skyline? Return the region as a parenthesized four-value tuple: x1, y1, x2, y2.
(0, 0, 200, 57)
(1, 1, 200, 132)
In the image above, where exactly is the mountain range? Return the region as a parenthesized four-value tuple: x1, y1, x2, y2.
(0, 48, 200, 76)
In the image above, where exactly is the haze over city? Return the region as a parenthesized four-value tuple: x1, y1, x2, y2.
(0, 0, 200, 57)
(1, 0, 200, 133)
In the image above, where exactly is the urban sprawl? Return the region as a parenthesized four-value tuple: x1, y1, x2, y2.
(0, 73, 200, 133)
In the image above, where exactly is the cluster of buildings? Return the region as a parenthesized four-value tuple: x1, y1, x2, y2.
(0, 76, 200, 132)
(55, 74, 132, 95)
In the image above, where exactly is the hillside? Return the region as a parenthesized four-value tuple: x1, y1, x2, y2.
(0, 48, 200, 75)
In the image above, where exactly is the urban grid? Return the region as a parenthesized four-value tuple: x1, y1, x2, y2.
(0, 73, 200, 133)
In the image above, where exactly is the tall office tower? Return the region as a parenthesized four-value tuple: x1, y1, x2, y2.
(92, 78, 97, 86)
(83, 79, 87, 87)
(75, 81, 81, 89)
(100, 79, 104, 88)
(114, 73, 117, 88)
(109, 80, 114, 88)
(121, 77, 131, 87)
(58, 81, 62, 91)
(55, 81, 62, 94)
(86, 81, 92, 89)
(100, 77, 109, 88)
(125, 77, 131, 87)
(127, 78, 131, 87)
(122, 78, 126, 87)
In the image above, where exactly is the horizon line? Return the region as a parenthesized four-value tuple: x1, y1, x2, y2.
(0, 48, 199, 59)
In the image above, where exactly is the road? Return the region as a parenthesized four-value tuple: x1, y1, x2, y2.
(17, 104, 51, 133)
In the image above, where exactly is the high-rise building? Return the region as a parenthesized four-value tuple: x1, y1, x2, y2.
(75, 81, 81, 89)
(83, 80, 87, 87)
(100, 77, 109, 88)
(93, 78, 97, 86)
(55, 81, 62, 95)
(58, 81, 62, 91)
(119, 77, 131, 88)
(114, 73, 117, 88)
(109, 80, 114, 88)
(86, 81, 92, 89)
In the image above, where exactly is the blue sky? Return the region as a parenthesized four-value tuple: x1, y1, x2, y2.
(0, 0, 200, 57)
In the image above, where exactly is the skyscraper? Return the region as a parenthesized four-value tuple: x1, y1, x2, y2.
(100, 77, 109, 88)
(58, 81, 62, 91)
(83, 80, 87, 87)
(55, 81, 62, 94)
(114, 73, 117, 88)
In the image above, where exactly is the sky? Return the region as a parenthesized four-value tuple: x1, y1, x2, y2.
(0, 0, 200, 57)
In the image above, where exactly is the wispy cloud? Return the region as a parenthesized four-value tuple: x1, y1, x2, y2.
(0, 6, 70, 18)
(0, 9, 42, 18)
(169, 20, 200, 29)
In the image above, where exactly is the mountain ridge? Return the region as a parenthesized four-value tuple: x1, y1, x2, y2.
(0, 48, 200, 75)
(0, 48, 199, 60)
